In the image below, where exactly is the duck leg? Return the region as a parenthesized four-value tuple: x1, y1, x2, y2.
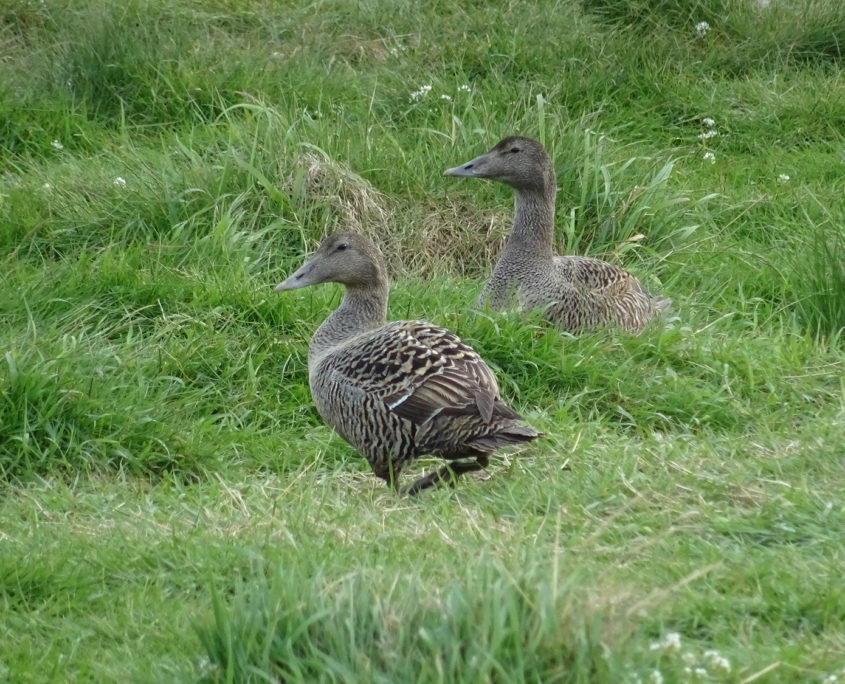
(403, 456, 489, 496)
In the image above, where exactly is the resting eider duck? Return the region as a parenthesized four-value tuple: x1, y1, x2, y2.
(445, 136, 671, 334)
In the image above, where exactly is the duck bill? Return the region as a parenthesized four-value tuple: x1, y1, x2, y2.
(443, 153, 489, 178)
(274, 258, 317, 292)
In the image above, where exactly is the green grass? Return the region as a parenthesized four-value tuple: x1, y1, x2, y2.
(2, 0, 845, 681)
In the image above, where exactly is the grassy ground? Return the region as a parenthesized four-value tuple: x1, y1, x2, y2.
(2, 0, 844, 681)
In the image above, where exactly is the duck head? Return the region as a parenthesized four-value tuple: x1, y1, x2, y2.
(275, 233, 385, 292)
(444, 136, 555, 193)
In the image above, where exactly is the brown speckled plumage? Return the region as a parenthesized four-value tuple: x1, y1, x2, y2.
(445, 136, 671, 334)
(275, 233, 541, 494)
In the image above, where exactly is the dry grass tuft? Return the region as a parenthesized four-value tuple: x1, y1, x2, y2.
(332, 34, 396, 64)
(401, 198, 510, 278)
(285, 152, 511, 278)
(285, 150, 403, 265)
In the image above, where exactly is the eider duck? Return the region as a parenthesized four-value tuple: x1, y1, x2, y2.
(445, 136, 671, 333)
(275, 233, 541, 494)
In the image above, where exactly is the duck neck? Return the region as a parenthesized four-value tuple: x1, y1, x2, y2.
(309, 282, 388, 367)
(500, 188, 556, 266)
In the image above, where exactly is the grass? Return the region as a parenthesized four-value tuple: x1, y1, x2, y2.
(1, 0, 844, 681)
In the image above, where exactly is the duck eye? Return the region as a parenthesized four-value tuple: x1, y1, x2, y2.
(509, 147, 521, 153)
(336, 243, 348, 252)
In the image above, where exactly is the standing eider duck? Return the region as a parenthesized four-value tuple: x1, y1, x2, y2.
(275, 233, 542, 494)
(445, 136, 671, 334)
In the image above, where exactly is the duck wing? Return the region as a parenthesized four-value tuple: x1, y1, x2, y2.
(325, 320, 513, 428)
(555, 255, 646, 298)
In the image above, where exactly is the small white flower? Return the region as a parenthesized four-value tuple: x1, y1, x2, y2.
(694, 667, 707, 676)
(51, 139, 64, 150)
(43, 182, 52, 189)
(778, 173, 790, 182)
(409, 84, 432, 101)
(458, 84, 472, 92)
(650, 632, 682, 652)
(440, 94, 452, 101)
(196, 656, 218, 677)
(113, 177, 127, 187)
(698, 129, 718, 140)
(665, 632, 682, 651)
(695, 21, 711, 38)
(823, 675, 838, 684)
(702, 117, 716, 128)
(704, 650, 731, 672)
(648, 670, 664, 684)
(703, 152, 716, 163)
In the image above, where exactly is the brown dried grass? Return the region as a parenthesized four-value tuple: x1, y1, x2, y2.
(285, 150, 508, 278)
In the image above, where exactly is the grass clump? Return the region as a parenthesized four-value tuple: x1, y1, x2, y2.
(580, 0, 731, 31)
(789, 207, 845, 339)
(200, 559, 623, 682)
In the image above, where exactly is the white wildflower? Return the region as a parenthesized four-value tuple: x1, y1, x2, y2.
(113, 177, 127, 187)
(649, 670, 664, 684)
(704, 650, 731, 672)
(702, 117, 716, 128)
(196, 656, 217, 678)
(823, 675, 838, 684)
(51, 139, 64, 150)
(649, 632, 682, 652)
(440, 94, 452, 101)
(703, 152, 716, 163)
(694, 667, 707, 676)
(458, 84, 472, 92)
(409, 84, 432, 102)
(695, 21, 711, 38)
(43, 182, 52, 189)
(698, 129, 718, 140)
(778, 173, 790, 182)
(665, 632, 682, 651)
